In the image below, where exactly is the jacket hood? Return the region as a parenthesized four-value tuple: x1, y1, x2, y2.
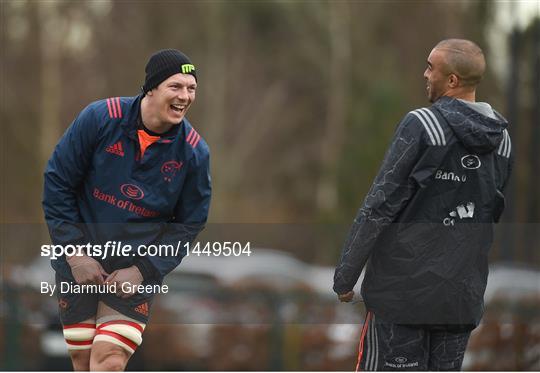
(433, 96, 508, 154)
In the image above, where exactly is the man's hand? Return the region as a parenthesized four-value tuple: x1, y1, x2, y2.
(105, 266, 144, 299)
(338, 290, 355, 303)
(67, 254, 108, 285)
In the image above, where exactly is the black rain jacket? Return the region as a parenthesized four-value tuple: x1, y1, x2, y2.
(333, 96, 513, 325)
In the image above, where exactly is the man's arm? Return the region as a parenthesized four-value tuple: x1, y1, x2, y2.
(333, 113, 427, 297)
(43, 104, 99, 246)
(494, 130, 514, 223)
(43, 104, 109, 284)
(135, 148, 212, 281)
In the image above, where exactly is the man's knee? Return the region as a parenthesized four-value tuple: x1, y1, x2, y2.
(90, 342, 129, 371)
(89, 319, 145, 371)
(69, 349, 91, 371)
(63, 322, 96, 370)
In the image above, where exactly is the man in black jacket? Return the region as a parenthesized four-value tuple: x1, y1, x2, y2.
(334, 39, 513, 371)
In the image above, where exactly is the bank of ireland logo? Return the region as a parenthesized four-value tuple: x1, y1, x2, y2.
(461, 155, 481, 169)
(435, 170, 467, 183)
(120, 184, 144, 200)
(161, 160, 183, 182)
(395, 357, 407, 364)
(181, 64, 195, 74)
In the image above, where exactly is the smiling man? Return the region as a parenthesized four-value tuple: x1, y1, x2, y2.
(43, 49, 211, 371)
(334, 39, 513, 371)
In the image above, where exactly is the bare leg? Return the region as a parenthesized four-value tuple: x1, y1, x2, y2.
(90, 341, 130, 371)
(66, 317, 95, 371)
(89, 302, 143, 371)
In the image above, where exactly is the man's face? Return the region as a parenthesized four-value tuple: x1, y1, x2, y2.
(149, 73, 197, 125)
(423, 48, 450, 103)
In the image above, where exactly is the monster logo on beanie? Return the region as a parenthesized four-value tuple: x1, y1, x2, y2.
(142, 49, 197, 94)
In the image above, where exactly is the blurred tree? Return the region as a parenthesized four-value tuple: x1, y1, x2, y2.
(37, 1, 62, 172)
(315, 1, 351, 214)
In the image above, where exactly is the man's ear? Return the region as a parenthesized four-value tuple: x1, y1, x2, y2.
(146, 90, 153, 96)
(448, 73, 460, 89)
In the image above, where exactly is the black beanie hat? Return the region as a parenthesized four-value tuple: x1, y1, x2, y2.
(142, 49, 197, 93)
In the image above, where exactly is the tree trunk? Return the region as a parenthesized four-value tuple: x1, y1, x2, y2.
(316, 1, 351, 213)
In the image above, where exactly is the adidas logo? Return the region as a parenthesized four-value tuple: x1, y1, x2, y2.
(134, 302, 149, 316)
(106, 141, 124, 157)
